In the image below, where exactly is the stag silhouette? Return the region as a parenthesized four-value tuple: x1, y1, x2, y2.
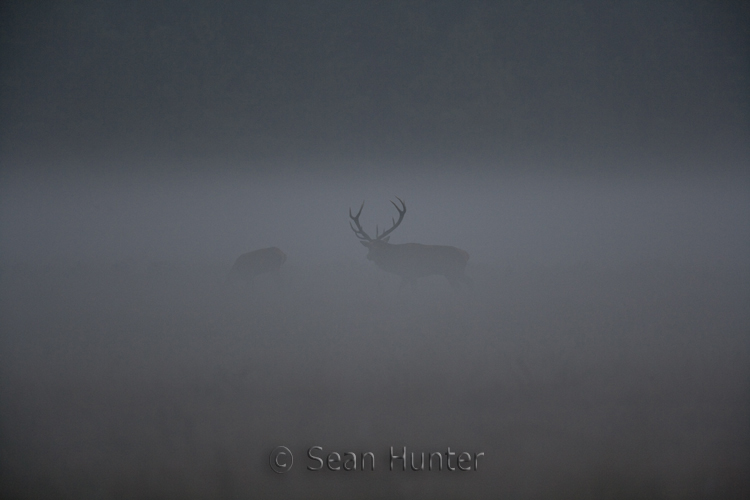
(349, 198, 470, 290)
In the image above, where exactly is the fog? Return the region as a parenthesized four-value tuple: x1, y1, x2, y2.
(2, 170, 748, 269)
(2, 170, 748, 498)
(1, 1, 749, 499)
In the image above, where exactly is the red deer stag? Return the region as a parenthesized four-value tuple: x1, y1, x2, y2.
(227, 247, 286, 283)
(349, 198, 470, 290)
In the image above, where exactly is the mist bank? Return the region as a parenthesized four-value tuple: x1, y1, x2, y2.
(1, 169, 748, 273)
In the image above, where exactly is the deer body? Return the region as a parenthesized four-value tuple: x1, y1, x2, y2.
(362, 241, 469, 285)
(227, 247, 286, 283)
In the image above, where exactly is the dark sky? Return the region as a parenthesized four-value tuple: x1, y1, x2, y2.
(1, 0, 748, 175)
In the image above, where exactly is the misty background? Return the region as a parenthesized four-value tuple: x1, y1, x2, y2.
(1, 0, 747, 170)
(1, 1, 749, 499)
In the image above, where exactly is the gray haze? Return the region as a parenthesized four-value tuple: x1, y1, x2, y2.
(1, 1, 749, 499)
(1, 171, 749, 270)
(2, 171, 748, 499)
(1, 0, 748, 172)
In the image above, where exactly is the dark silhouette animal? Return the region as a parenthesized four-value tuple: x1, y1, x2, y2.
(349, 198, 470, 290)
(227, 247, 286, 283)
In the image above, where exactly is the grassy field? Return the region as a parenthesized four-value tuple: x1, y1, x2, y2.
(1, 260, 748, 499)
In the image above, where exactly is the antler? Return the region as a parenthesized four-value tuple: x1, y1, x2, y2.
(349, 202, 373, 241)
(349, 197, 406, 242)
(375, 197, 406, 240)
